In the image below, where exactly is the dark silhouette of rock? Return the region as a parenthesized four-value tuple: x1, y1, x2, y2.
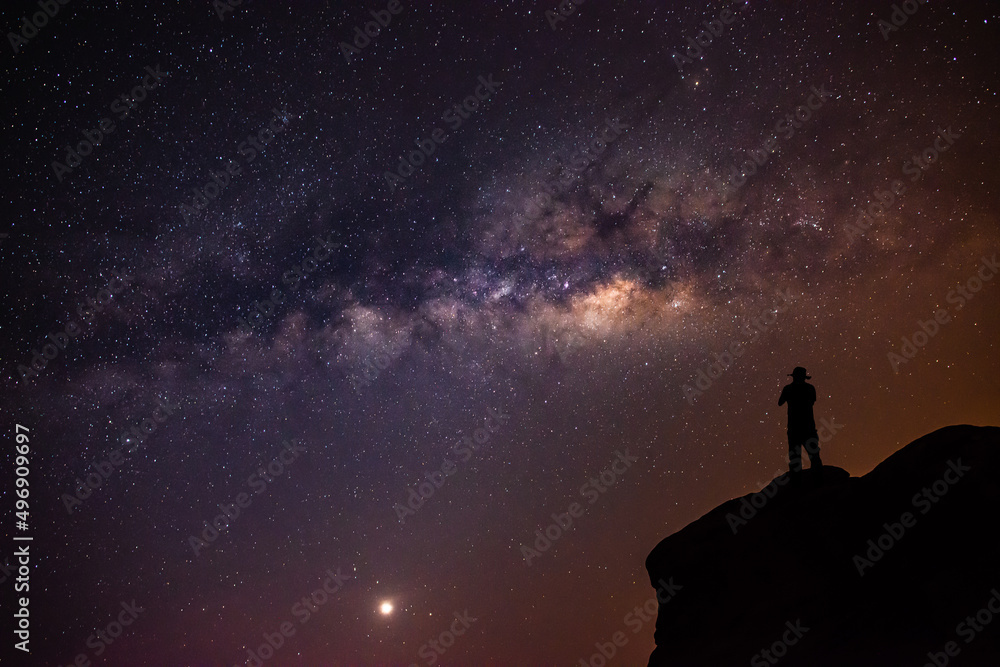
(645, 425, 1000, 666)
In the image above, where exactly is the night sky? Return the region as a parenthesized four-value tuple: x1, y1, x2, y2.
(2, 1, 999, 665)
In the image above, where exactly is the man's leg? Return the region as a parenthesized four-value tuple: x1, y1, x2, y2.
(788, 433, 802, 473)
(804, 432, 822, 468)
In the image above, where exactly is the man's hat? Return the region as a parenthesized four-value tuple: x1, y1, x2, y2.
(788, 366, 811, 379)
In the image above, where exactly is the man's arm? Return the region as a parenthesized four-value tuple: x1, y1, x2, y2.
(778, 386, 787, 406)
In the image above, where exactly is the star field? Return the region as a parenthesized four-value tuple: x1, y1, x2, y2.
(1, 1, 999, 665)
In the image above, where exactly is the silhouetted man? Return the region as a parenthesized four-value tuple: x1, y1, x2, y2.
(778, 367, 822, 472)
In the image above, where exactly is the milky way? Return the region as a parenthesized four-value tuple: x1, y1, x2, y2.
(2, 1, 999, 664)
